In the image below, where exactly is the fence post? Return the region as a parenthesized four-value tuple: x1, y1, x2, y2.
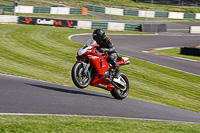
(166, 0, 169, 5)
(181, 0, 184, 6)
(178, 0, 181, 6)
(125, 6, 127, 23)
(92, 4, 95, 21)
(75, 3, 77, 19)
(38, 0, 41, 17)
(13, 0, 17, 16)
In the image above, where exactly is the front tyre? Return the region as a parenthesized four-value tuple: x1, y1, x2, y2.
(71, 62, 91, 88)
(110, 73, 129, 100)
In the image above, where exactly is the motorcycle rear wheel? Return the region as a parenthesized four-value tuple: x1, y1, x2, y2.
(110, 73, 129, 100)
(71, 62, 91, 88)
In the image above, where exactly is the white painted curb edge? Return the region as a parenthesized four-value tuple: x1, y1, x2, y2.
(143, 47, 200, 63)
(0, 113, 199, 124)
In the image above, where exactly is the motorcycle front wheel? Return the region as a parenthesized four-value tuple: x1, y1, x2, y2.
(110, 73, 129, 100)
(71, 62, 91, 88)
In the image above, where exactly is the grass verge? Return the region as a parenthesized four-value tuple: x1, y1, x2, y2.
(0, 24, 199, 113)
(0, 115, 199, 132)
(149, 48, 200, 61)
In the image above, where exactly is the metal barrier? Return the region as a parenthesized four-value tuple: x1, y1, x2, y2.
(0, 15, 18, 23)
(17, 16, 141, 31)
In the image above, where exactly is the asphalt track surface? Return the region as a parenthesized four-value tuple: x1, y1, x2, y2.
(0, 74, 200, 124)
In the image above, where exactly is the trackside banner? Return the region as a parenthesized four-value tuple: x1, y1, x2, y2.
(18, 16, 77, 28)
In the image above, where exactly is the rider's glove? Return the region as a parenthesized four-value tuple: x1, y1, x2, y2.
(99, 48, 105, 53)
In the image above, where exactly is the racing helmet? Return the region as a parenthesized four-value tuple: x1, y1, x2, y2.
(92, 28, 105, 43)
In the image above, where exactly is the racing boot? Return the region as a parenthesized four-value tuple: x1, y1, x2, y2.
(114, 66, 121, 79)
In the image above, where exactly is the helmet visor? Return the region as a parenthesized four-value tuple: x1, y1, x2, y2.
(93, 35, 100, 42)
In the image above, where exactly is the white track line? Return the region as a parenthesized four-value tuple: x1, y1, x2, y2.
(68, 33, 157, 40)
(143, 47, 176, 53)
(0, 113, 199, 124)
(68, 33, 91, 40)
(167, 29, 189, 31)
(143, 47, 200, 63)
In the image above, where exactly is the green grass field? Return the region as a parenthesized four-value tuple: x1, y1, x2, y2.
(0, 115, 200, 133)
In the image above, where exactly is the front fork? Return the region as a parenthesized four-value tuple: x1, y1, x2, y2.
(77, 61, 90, 75)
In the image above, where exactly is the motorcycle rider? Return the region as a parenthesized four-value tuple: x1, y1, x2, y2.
(92, 28, 121, 78)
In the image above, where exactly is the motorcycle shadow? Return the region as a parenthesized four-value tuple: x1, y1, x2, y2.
(25, 83, 113, 99)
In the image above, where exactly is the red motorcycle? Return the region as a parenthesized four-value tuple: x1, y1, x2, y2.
(71, 39, 130, 99)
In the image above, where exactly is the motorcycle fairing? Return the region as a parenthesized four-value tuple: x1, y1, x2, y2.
(87, 54, 115, 91)
(91, 75, 114, 91)
(118, 57, 130, 67)
(88, 55, 109, 75)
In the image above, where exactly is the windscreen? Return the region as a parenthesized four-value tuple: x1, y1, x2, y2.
(85, 39, 97, 46)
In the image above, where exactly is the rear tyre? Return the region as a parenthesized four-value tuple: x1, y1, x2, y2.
(110, 73, 129, 100)
(71, 62, 91, 88)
